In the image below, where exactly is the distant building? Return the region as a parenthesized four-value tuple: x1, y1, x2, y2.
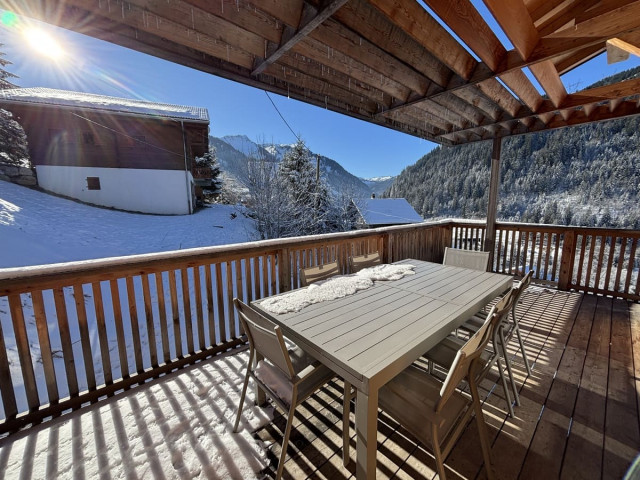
(0, 87, 210, 215)
(354, 197, 423, 228)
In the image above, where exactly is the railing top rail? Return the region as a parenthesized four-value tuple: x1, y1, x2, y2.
(0, 220, 451, 292)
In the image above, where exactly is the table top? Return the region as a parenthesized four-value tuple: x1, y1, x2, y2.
(252, 259, 512, 393)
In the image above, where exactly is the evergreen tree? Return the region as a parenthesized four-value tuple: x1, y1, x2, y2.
(194, 147, 222, 200)
(0, 45, 17, 90)
(0, 47, 28, 167)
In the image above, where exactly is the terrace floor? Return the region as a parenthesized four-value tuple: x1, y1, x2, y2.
(0, 288, 639, 479)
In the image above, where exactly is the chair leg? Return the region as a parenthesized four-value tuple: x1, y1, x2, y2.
(499, 329, 520, 407)
(496, 357, 515, 418)
(233, 368, 252, 433)
(431, 423, 447, 480)
(469, 379, 495, 480)
(342, 381, 352, 467)
(514, 322, 533, 376)
(276, 405, 297, 480)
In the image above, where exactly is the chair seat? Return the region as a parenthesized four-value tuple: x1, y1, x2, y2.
(254, 346, 334, 406)
(424, 335, 491, 371)
(379, 364, 470, 447)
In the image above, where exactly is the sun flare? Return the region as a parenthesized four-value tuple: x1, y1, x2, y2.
(23, 27, 65, 61)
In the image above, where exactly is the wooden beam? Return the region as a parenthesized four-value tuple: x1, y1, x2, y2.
(499, 69, 544, 111)
(482, 0, 539, 60)
(423, 0, 505, 71)
(606, 38, 640, 64)
(485, 137, 502, 269)
(529, 60, 567, 108)
(252, 0, 348, 75)
(368, 0, 477, 79)
(553, 44, 605, 75)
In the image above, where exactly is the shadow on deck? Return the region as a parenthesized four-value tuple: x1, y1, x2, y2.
(0, 288, 638, 479)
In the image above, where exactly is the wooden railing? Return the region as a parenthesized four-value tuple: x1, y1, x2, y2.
(0, 221, 450, 434)
(0, 219, 637, 435)
(452, 221, 640, 301)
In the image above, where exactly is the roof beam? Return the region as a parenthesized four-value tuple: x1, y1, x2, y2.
(482, 0, 539, 59)
(251, 0, 348, 75)
(529, 60, 567, 108)
(606, 37, 640, 64)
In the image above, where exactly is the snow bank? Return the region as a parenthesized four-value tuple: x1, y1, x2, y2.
(258, 264, 416, 314)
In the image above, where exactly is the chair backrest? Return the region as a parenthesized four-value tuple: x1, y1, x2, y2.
(438, 287, 516, 407)
(234, 298, 295, 380)
(299, 261, 340, 287)
(511, 269, 534, 315)
(443, 247, 490, 271)
(349, 252, 382, 273)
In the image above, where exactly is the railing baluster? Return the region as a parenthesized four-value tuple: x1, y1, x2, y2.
(624, 238, 638, 295)
(109, 279, 130, 378)
(155, 273, 171, 364)
(52, 287, 79, 397)
(575, 234, 588, 288)
(168, 271, 183, 359)
(215, 263, 226, 343)
(32, 290, 59, 402)
(604, 235, 617, 291)
(141, 275, 158, 367)
(8, 294, 39, 410)
(0, 314, 17, 418)
(594, 235, 606, 291)
(614, 237, 628, 296)
(91, 282, 113, 385)
(180, 268, 194, 354)
(125, 277, 144, 374)
(535, 232, 543, 280)
(205, 265, 216, 347)
(552, 232, 561, 282)
(193, 266, 205, 351)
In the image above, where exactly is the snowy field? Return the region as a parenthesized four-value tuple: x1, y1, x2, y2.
(0, 181, 276, 479)
(0, 180, 255, 268)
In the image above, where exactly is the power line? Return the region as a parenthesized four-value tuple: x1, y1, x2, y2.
(264, 91, 300, 143)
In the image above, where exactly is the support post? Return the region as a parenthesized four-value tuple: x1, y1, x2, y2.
(485, 137, 502, 271)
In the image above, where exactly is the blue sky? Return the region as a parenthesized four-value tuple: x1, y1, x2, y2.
(2, 8, 639, 178)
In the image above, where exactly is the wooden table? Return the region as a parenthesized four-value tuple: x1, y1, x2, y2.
(252, 259, 512, 479)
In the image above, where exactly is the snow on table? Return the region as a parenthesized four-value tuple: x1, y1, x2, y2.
(258, 263, 416, 314)
(0, 349, 272, 479)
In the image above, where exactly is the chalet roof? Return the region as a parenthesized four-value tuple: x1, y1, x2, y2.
(15, 2, 640, 145)
(356, 198, 423, 226)
(0, 87, 209, 123)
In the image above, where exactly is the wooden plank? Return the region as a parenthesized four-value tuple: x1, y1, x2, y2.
(614, 237, 628, 295)
(154, 272, 171, 364)
(226, 261, 235, 337)
(31, 290, 59, 402)
(584, 234, 597, 291)
(180, 268, 195, 354)
(125, 277, 144, 374)
(529, 60, 567, 108)
(604, 235, 617, 292)
(594, 234, 607, 291)
(91, 281, 113, 386)
(483, 0, 539, 59)
(205, 264, 216, 347)
(542, 231, 552, 281)
(141, 275, 158, 368)
(109, 279, 130, 379)
(604, 299, 640, 478)
(575, 234, 588, 288)
(8, 294, 40, 409)
(624, 237, 638, 295)
(193, 266, 205, 351)
(215, 262, 226, 343)
(0, 305, 18, 418)
(168, 270, 183, 359)
(485, 137, 501, 269)
(52, 287, 79, 397)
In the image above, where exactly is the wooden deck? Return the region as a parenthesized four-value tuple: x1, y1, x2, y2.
(256, 288, 640, 479)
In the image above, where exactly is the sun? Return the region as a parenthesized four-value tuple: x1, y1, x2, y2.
(23, 27, 66, 61)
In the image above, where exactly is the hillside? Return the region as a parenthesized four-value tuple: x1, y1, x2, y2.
(386, 66, 640, 229)
(211, 135, 376, 199)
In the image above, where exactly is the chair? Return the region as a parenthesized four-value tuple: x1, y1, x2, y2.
(376, 291, 515, 480)
(349, 251, 382, 273)
(423, 287, 519, 417)
(459, 270, 535, 407)
(233, 299, 336, 480)
(443, 247, 490, 271)
(299, 261, 340, 287)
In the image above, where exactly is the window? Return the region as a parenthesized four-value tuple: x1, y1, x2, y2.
(86, 177, 101, 190)
(82, 132, 96, 145)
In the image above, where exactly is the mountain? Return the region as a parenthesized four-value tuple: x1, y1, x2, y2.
(362, 176, 395, 196)
(384, 66, 640, 229)
(211, 135, 372, 199)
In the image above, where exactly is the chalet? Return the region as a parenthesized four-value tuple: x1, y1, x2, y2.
(354, 197, 423, 228)
(0, 87, 210, 215)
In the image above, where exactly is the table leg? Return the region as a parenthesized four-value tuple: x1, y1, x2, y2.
(355, 388, 378, 480)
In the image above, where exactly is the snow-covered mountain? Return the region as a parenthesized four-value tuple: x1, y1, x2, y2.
(212, 135, 372, 198)
(361, 176, 395, 196)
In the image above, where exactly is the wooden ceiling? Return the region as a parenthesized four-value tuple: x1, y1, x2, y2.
(12, 0, 640, 145)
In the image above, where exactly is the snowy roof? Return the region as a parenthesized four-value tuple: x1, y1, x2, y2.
(0, 87, 209, 122)
(356, 198, 423, 226)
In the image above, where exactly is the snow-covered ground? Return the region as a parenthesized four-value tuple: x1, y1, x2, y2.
(0, 181, 275, 479)
(0, 180, 255, 268)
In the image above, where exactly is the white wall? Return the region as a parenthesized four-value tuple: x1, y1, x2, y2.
(36, 165, 193, 215)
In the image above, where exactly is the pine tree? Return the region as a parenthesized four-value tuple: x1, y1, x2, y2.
(0, 45, 17, 90)
(195, 147, 222, 200)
